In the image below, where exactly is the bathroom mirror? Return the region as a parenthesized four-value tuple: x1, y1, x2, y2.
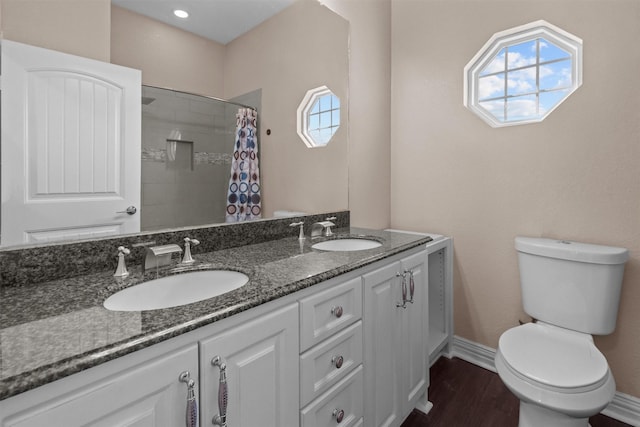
(0, 0, 349, 248)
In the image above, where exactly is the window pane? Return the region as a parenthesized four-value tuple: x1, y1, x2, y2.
(539, 59, 572, 90)
(480, 48, 506, 76)
(308, 113, 320, 130)
(539, 89, 570, 114)
(332, 109, 340, 126)
(479, 99, 505, 122)
(320, 128, 333, 143)
(539, 39, 570, 62)
(507, 40, 537, 70)
(310, 99, 320, 114)
(506, 94, 538, 121)
(332, 95, 340, 109)
(319, 94, 331, 111)
(320, 111, 332, 128)
(507, 67, 537, 96)
(478, 74, 505, 100)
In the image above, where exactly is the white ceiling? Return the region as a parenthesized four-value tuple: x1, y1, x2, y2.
(112, 0, 296, 44)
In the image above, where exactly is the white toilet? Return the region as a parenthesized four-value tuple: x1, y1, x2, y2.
(495, 237, 629, 427)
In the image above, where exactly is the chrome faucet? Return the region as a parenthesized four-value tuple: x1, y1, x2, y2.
(181, 237, 200, 264)
(143, 244, 183, 273)
(113, 246, 131, 277)
(311, 221, 335, 238)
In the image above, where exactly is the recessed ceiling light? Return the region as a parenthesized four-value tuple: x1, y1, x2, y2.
(173, 9, 189, 19)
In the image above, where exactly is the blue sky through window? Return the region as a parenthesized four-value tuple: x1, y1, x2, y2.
(477, 37, 573, 123)
(308, 93, 340, 146)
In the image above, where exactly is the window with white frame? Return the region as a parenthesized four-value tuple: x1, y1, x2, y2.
(297, 86, 340, 148)
(464, 20, 582, 127)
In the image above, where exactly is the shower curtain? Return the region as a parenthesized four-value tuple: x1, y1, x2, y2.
(225, 108, 262, 222)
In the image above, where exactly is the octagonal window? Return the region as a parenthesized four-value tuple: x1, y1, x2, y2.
(297, 86, 340, 148)
(464, 20, 582, 127)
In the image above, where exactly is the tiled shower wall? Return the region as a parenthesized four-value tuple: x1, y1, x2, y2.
(140, 86, 261, 231)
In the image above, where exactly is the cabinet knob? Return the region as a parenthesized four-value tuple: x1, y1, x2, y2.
(332, 355, 344, 369)
(331, 306, 344, 318)
(332, 408, 345, 423)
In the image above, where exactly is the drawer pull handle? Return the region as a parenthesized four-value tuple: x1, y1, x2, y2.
(407, 270, 415, 304)
(331, 306, 344, 318)
(332, 355, 344, 369)
(211, 356, 228, 427)
(396, 272, 408, 309)
(179, 371, 198, 427)
(332, 408, 345, 423)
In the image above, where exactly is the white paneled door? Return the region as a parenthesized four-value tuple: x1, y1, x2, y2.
(1, 40, 141, 246)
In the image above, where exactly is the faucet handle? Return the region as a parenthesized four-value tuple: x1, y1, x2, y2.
(184, 237, 200, 246)
(325, 216, 337, 221)
(182, 237, 200, 264)
(290, 222, 305, 241)
(114, 246, 131, 277)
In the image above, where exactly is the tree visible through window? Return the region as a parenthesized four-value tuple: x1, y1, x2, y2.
(464, 21, 582, 127)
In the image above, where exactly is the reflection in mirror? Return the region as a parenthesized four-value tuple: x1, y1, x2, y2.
(297, 85, 341, 148)
(140, 86, 261, 231)
(0, 0, 349, 248)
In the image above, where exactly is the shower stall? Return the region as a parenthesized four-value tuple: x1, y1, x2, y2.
(140, 85, 260, 231)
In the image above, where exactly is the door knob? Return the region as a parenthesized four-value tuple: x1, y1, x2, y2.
(116, 206, 137, 215)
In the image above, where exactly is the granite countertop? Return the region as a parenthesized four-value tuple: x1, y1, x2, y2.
(0, 227, 431, 401)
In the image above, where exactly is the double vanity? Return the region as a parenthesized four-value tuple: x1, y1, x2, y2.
(0, 215, 452, 427)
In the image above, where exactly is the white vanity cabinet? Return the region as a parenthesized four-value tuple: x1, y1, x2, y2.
(426, 236, 454, 365)
(362, 249, 429, 427)
(0, 302, 298, 427)
(199, 303, 299, 427)
(299, 277, 364, 426)
(0, 344, 200, 427)
(0, 240, 445, 427)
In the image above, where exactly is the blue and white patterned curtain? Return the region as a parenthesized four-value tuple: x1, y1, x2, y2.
(225, 108, 261, 222)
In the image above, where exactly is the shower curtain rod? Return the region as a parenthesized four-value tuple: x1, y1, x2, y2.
(143, 84, 258, 111)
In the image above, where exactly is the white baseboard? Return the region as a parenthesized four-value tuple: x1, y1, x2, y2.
(601, 392, 640, 427)
(451, 335, 640, 427)
(451, 335, 498, 373)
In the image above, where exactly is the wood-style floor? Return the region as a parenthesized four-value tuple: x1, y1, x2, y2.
(401, 357, 632, 427)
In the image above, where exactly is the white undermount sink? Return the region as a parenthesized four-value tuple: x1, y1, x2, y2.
(103, 270, 249, 311)
(312, 238, 382, 252)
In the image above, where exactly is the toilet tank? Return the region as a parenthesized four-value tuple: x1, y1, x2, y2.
(515, 237, 629, 335)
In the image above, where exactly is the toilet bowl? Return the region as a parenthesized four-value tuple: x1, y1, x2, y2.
(496, 237, 628, 427)
(495, 322, 616, 427)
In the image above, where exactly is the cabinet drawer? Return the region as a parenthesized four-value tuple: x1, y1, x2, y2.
(300, 321, 363, 406)
(300, 365, 363, 427)
(299, 277, 362, 351)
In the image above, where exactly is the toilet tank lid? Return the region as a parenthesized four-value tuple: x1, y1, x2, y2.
(515, 237, 629, 265)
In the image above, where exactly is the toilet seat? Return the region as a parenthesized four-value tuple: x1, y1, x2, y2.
(498, 323, 609, 392)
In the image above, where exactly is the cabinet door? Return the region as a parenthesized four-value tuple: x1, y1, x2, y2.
(1, 345, 199, 427)
(363, 262, 403, 427)
(399, 250, 429, 414)
(199, 303, 299, 427)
